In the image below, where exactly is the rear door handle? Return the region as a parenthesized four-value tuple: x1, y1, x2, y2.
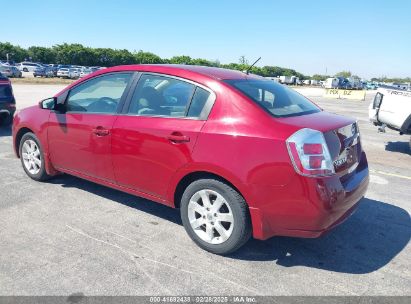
(92, 126, 110, 136)
(167, 132, 190, 143)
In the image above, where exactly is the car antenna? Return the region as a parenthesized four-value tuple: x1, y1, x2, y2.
(244, 57, 261, 75)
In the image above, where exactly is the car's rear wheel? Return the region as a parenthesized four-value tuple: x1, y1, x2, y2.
(180, 178, 251, 255)
(19, 133, 51, 181)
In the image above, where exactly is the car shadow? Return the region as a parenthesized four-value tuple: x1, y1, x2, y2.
(49, 174, 182, 225)
(50, 175, 410, 274)
(385, 141, 411, 155)
(0, 124, 12, 137)
(231, 198, 411, 274)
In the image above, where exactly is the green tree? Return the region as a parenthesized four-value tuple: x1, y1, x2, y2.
(312, 74, 328, 81)
(335, 71, 352, 78)
(0, 42, 29, 62)
(191, 58, 214, 66)
(27, 46, 56, 63)
(134, 50, 163, 64)
(169, 55, 192, 65)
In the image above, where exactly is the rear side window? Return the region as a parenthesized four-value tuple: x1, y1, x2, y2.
(187, 87, 210, 118)
(128, 74, 213, 119)
(128, 74, 195, 117)
(225, 79, 320, 118)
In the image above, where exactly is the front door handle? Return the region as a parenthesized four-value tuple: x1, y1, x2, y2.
(92, 126, 110, 136)
(167, 132, 190, 143)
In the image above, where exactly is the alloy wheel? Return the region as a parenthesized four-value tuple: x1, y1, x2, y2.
(188, 189, 234, 245)
(21, 139, 42, 175)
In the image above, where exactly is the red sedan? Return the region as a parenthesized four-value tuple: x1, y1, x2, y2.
(12, 65, 369, 254)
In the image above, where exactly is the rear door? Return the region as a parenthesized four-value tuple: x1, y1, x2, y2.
(48, 72, 134, 182)
(112, 73, 215, 199)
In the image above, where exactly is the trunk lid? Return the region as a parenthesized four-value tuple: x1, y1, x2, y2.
(279, 111, 361, 175)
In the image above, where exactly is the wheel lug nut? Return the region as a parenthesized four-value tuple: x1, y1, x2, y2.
(206, 208, 210, 211)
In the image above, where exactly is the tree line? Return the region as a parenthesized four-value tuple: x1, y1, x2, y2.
(0, 42, 305, 79)
(2, 42, 409, 82)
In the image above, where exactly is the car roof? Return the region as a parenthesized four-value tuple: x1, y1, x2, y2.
(56, 64, 264, 98)
(102, 64, 262, 81)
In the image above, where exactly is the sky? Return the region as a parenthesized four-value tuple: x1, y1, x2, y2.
(2, 0, 411, 78)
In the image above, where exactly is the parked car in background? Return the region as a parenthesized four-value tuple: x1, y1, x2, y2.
(33, 66, 54, 78)
(80, 68, 92, 78)
(48, 64, 59, 76)
(16, 62, 43, 72)
(10, 66, 22, 78)
(68, 68, 80, 79)
(0, 60, 16, 66)
(365, 82, 378, 90)
(337, 77, 352, 89)
(0, 74, 16, 126)
(12, 65, 369, 254)
(0, 64, 13, 77)
(347, 77, 363, 90)
(33, 67, 46, 78)
(57, 68, 70, 78)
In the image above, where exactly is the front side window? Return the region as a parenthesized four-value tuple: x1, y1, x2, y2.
(128, 74, 195, 117)
(66, 73, 132, 114)
(225, 79, 321, 118)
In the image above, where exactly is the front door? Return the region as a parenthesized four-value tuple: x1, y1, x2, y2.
(48, 72, 134, 182)
(112, 73, 214, 199)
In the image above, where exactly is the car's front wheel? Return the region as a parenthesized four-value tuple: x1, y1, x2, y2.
(19, 132, 51, 181)
(180, 178, 251, 255)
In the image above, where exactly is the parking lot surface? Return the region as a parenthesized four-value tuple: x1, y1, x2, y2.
(0, 85, 410, 295)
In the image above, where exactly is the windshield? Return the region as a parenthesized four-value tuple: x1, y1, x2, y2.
(225, 79, 321, 118)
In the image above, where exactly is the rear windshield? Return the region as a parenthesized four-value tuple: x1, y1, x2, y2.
(225, 79, 320, 118)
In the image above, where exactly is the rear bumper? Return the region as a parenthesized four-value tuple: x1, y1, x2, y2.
(249, 152, 369, 240)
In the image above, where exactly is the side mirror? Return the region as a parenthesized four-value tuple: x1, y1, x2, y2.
(39, 97, 56, 110)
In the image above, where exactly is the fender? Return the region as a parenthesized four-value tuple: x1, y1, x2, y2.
(13, 108, 59, 176)
(165, 162, 252, 208)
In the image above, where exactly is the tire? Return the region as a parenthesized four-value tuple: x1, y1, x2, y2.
(180, 178, 251, 255)
(23, 68, 28, 72)
(19, 132, 51, 181)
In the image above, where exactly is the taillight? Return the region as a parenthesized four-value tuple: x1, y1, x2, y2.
(286, 128, 335, 177)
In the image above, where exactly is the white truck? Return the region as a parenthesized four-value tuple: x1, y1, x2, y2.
(279, 76, 293, 84)
(369, 87, 411, 148)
